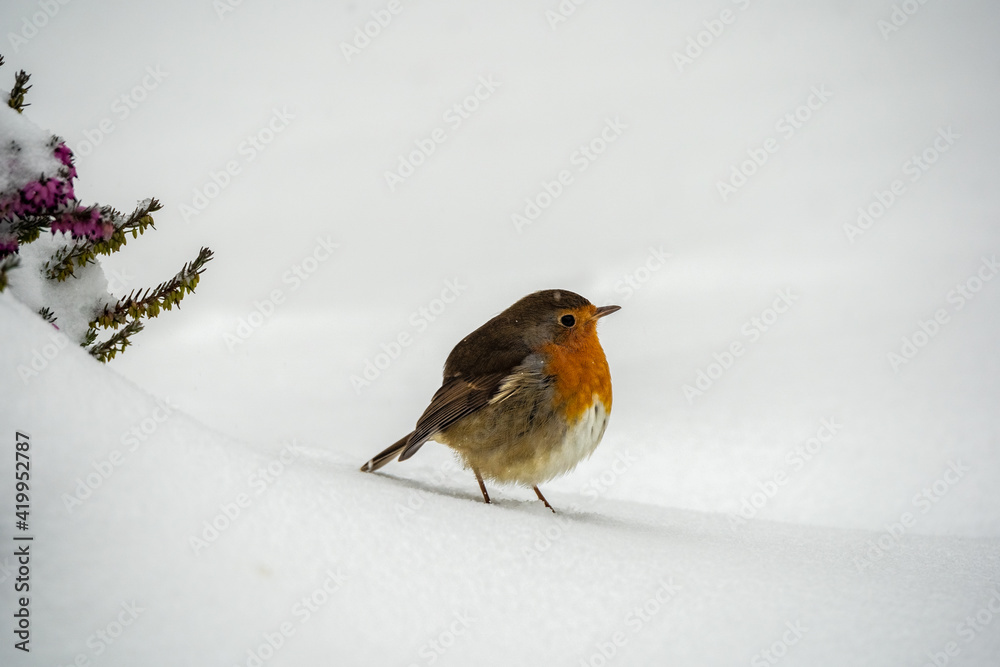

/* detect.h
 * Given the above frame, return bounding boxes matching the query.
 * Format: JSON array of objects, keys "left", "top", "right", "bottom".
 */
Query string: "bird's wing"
[
  {"left": 398, "top": 372, "right": 506, "bottom": 461},
  {"left": 398, "top": 358, "right": 547, "bottom": 461}
]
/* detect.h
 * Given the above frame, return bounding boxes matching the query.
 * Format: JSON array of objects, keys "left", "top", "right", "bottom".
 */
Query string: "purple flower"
[
  {"left": 0, "top": 140, "right": 105, "bottom": 256},
  {"left": 50, "top": 206, "right": 113, "bottom": 241},
  {"left": 53, "top": 142, "right": 78, "bottom": 183},
  {"left": 0, "top": 237, "right": 17, "bottom": 258}
]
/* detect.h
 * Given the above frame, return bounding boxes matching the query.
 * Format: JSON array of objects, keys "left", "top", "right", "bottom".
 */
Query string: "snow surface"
[
  {"left": 2, "top": 294, "right": 999, "bottom": 666},
  {"left": 0, "top": 104, "right": 63, "bottom": 195},
  {"left": 2, "top": 0, "right": 1000, "bottom": 664},
  {"left": 8, "top": 232, "right": 113, "bottom": 345}
]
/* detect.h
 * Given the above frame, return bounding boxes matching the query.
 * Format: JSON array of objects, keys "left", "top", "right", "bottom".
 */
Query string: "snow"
[
  {"left": 2, "top": 293, "right": 999, "bottom": 666},
  {"left": 2, "top": 0, "right": 1000, "bottom": 665},
  {"left": 8, "top": 231, "right": 112, "bottom": 345},
  {"left": 0, "top": 105, "right": 62, "bottom": 195}
]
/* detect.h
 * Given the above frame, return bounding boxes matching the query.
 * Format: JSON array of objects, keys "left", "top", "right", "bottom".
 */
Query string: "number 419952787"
[{"left": 15, "top": 432, "right": 30, "bottom": 531}]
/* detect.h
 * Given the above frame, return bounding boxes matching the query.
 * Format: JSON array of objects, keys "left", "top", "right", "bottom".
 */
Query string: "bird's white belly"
[{"left": 534, "top": 397, "right": 609, "bottom": 484}]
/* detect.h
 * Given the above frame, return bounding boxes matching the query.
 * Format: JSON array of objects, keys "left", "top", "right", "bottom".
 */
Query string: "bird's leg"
[
  {"left": 473, "top": 468, "right": 491, "bottom": 504},
  {"left": 533, "top": 486, "right": 556, "bottom": 513}
]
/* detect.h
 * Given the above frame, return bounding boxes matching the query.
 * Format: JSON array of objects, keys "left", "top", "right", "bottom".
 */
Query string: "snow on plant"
[{"left": 0, "top": 56, "right": 212, "bottom": 361}]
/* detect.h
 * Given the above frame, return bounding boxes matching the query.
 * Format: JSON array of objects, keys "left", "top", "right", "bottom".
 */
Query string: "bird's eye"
[{"left": 559, "top": 314, "right": 576, "bottom": 327}]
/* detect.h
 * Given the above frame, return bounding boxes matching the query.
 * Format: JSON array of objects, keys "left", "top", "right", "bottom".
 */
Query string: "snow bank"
[
  {"left": 7, "top": 232, "right": 112, "bottom": 345},
  {"left": 2, "top": 294, "right": 998, "bottom": 666},
  {"left": 0, "top": 106, "right": 64, "bottom": 195}
]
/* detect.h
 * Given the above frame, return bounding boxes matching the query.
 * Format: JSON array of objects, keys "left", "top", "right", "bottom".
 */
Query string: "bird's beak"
[{"left": 593, "top": 304, "right": 621, "bottom": 319}]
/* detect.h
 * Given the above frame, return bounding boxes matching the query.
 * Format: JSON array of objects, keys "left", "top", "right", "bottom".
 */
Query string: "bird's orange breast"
[{"left": 539, "top": 327, "right": 613, "bottom": 424}]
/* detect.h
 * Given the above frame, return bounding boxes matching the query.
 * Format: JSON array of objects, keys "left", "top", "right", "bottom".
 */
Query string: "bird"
[{"left": 360, "top": 289, "right": 619, "bottom": 511}]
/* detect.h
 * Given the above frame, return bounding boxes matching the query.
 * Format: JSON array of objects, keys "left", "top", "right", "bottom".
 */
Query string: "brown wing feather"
[
  {"left": 398, "top": 372, "right": 507, "bottom": 461},
  {"left": 398, "top": 354, "right": 550, "bottom": 461}
]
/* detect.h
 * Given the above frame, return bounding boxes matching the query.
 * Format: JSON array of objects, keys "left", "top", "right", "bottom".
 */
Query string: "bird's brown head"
[
  {"left": 443, "top": 289, "right": 620, "bottom": 378},
  {"left": 500, "top": 289, "right": 620, "bottom": 352}
]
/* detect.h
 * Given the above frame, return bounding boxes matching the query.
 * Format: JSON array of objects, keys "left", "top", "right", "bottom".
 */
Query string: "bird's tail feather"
[{"left": 360, "top": 432, "right": 414, "bottom": 472}]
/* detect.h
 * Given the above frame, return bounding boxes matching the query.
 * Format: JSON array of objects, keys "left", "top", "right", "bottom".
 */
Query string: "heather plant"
[{"left": 0, "top": 56, "right": 212, "bottom": 361}]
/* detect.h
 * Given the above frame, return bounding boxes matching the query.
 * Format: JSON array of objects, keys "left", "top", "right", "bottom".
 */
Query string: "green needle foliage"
[
  {"left": 92, "top": 247, "right": 213, "bottom": 330},
  {"left": 88, "top": 319, "right": 145, "bottom": 363},
  {"left": 86, "top": 246, "right": 212, "bottom": 361},
  {"left": 1, "top": 60, "right": 214, "bottom": 362},
  {"left": 45, "top": 199, "right": 161, "bottom": 282},
  {"left": 4, "top": 55, "right": 31, "bottom": 114}
]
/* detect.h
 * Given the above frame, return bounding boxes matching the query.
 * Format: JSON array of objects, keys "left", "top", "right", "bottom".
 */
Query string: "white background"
[{"left": 2, "top": 0, "right": 999, "bottom": 665}]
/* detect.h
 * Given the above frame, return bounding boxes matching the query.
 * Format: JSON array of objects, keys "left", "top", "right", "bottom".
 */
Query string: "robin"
[{"left": 360, "top": 289, "right": 619, "bottom": 511}]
